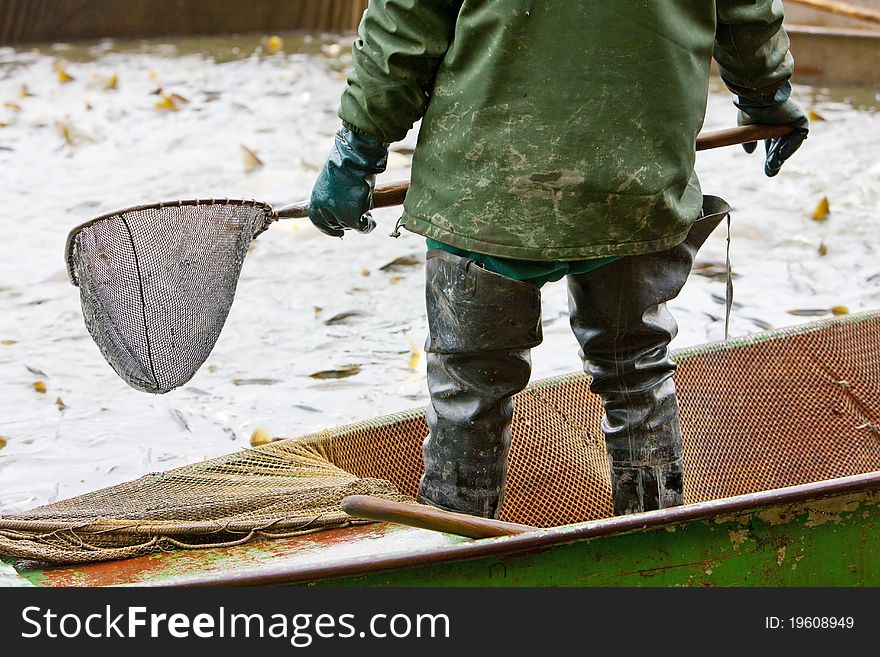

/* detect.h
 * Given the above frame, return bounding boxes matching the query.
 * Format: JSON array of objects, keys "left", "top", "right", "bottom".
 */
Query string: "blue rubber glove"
[
  {"left": 736, "top": 82, "right": 809, "bottom": 177},
  {"left": 309, "top": 127, "right": 389, "bottom": 237}
]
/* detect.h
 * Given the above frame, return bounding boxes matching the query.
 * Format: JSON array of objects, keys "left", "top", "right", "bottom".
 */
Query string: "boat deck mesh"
[{"left": 1, "top": 312, "right": 878, "bottom": 564}]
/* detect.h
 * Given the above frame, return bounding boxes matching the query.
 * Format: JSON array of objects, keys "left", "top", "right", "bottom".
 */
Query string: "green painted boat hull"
[{"left": 6, "top": 472, "right": 879, "bottom": 587}]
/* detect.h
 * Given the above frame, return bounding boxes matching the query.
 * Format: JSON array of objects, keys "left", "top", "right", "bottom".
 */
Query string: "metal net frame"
[
  {"left": 1, "top": 311, "right": 878, "bottom": 564},
  {"left": 65, "top": 200, "right": 277, "bottom": 394}
]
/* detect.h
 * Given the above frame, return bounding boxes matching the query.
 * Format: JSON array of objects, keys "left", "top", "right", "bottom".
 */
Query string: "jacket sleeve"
[
  {"left": 714, "top": 0, "right": 794, "bottom": 102},
  {"left": 338, "top": 0, "right": 462, "bottom": 143}
]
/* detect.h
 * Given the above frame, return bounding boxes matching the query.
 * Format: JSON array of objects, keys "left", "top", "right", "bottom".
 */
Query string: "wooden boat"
[
  {"left": 744, "top": 0, "right": 880, "bottom": 85},
  {"left": 3, "top": 470, "right": 880, "bottom": 587},
  {"left": 2, "top": 0, "right": 878, "bottom": 86},
  {"left": 2, "top": 311, "right": 879, "bottom": 587}
]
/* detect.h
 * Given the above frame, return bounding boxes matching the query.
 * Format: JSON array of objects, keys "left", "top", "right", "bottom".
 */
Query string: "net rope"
[{"left": 2, "top": 311, "right": 878, "bottom": 564}]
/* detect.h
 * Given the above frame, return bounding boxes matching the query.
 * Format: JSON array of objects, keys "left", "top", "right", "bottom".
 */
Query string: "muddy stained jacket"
[{"left": 339, "top": 1, "right": 793, "bottom": 260}]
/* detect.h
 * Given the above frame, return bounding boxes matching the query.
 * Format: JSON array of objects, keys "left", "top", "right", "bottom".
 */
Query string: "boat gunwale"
[
  {"left": 786, "top": 22, "right": 880, "bottom": 37},
  {"left": 155, "top": 469, "right": 880, "bottom": 587}
]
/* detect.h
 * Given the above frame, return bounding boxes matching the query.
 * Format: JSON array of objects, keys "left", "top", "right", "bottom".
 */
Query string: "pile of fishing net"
[{"left": 1, "top": 312, "right": 878, "bottom": 564}]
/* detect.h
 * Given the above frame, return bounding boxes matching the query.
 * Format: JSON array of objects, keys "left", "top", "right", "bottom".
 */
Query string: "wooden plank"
[{"left": 0, "top": 0, "right": 365, "bottom": 46}]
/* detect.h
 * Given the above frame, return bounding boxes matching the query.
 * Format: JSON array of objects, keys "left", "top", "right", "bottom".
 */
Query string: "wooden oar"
[
  {"left": 341, "top": 495, "right": 536, "bottom": 539},
  {"left": 787, "top": 0, "right": 880, "bottom": 25},
  {"left": 278, "top": 124, "right": 794, "bottom": 217}
]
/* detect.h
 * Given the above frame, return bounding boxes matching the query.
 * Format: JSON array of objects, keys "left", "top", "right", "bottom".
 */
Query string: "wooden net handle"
[
  {"left": 278, "top": 124, "right": 795, "bottom": 219},
  {"left": 341, "top": 495, "right": 535, "bottom": 539}
]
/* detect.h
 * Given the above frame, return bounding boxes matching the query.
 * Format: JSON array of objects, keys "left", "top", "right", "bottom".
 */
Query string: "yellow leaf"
[
  {"left": 56, "top": 121, "right": 74, "bottom": 146},
  {"left": 57, "top": 67, "right": 75, "bottom": 84},
  {"left": 818, "top": 242, "right": 828, "bottom": 257},
  {"left": 250, "top": 427, "right": 275, "bottom": 446},
  {"left": 33, "top": 381, "right": 47, "bottom": 394},
  {"left": 407, "top": 338, "right": 422, "bottom": 370},
  {"left": 239, "top": 144, "right": 264, "bottom": 173},
  {"left": 265, "top": 35, "right": 284, "bottom": 54},
  {"left": 0, "top": 436, "right": 6, "bottom": 450},
  {"left": 361, "top": 268, "right": 371, "bottom": 277},
  {"left": 4, "top": 101, "right": 22, "bottom": 112},
  {"left": 812, "top": 197, "right": 830, "bottom": 222},
  {"left": 19, "top": 84, "right": 33, "bottom": 97},
  {"left": 105, "top": 74, "right": 118, "bottom": 90},
  {"left": 55, "top": 396, "right": 66, "bottom": 411},
  {"left": 148, "top": 69, "right": 159, "bottom": 80},
  {"left": 808, "top": 110, "right": 825, "bottom": 122},
  {"left": 154, "top": 93, "right": 179, "bottom": 111},
  {"left": 832, "top": 306, "right": 849, "bottom": 316},
  {"left": 1, "top": 339, "right": 16, "bottom": 345},
  {"left": 310, "top": 365, "right": 361, "bottom": 380}
]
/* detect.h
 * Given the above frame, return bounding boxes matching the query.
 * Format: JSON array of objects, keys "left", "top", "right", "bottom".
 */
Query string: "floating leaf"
[
  {"left": 33, "top": 381, "right": 47, "bottom": 394},
  {"left": 380, "top": 255, "right": 421, "bottom": 271},
  {"left": 389, "top": 275, "right": 405, "bottom": 283},
  {"left": 310, "top": 365, "right": 361, "bottom": 380},
  {"left": 154, "top": 93, "right": 180, "bottom": 111},
  {"left": 170, "top": 92, "right": 190, "bottom": 105},
  {"left": 407, "top": 338, "right": 422, "bottom": 370},
  {"left": 832, "top": 306, "right": 849, "bottom": 316},
  {"left": 1, "top": 339, "right": 16, "bottom": 345},
  {"left": 55, "top": 396, "right": 66, "bottom": 411},
  {"left": 264, "top": 35, "right": 284, "bottom": 54},
  {"left": 692, "top": 262, "right": 736, "bottom": 282},
  {"left": 250, "top": 427, "right": 275, "bottom": 446},
  {"left": 812, "top": 197, "right": 830, "bottom": 222},
  {"left": 27, "top": 365, "right": 48, "bottom": 377},
  {"left": 239, "top": 144, "right": 264, "bottom": 173},
  {"left": 313, "top": 306, "right": 323, "bottom": 315},
  {"left": 787, "top": 309, "right": 831, "bottom": 317},
  {"left": 325, "top": 311, "right": 364, "bottom": 326},
  {"left": 19, "top": 84, "right": 33, "bottom": 98},
  {"left": 105, "top": 74, "right": 118, "bottom": 90},
  {"left": 747, "top": 317, "right": 774, "bottom": 331},
  {"left": 818, "top": 242, "right": 828, "bottom": 257},
  {"left": 233, "top": 378, "right": 281, "bottom": 386},
  {"left": 148, "top": 69, "right": 159, "bottom": 80},
  {"left": 4, "top": 101, "right": 22, "bottom": 112},
  {"left": 808, "top": 110, "right": 825, "bottom": 122},
  {"left": 0, "top": 436, "right": 6, "bottom": 450},
  {"left": 361, "top": 268, "right": 371, "bottom": 277},
  {"left": 56, "top": 121, "right": 74, "bottom": 146},
  {"left": 57, "top": 67, "right": 75, "bottom": 84},
  {"left": 169, "top": 409, "right": 191, "bottom": 432},
  {"left": 84, "top": 101, "right": 93, "bottom": 111}
]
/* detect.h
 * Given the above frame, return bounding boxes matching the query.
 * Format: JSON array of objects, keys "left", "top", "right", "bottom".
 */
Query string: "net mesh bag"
[
  {"left": 1, "top": 312, "right": 878, "bottom": 564},
  {"left": 65, "top": 201, "right": 276, "bottom": 394}
]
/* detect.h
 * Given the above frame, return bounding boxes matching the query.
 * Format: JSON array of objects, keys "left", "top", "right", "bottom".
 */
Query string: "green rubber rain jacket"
[{"left": 340, "top": 1, "right": 793, "bottom": 260}]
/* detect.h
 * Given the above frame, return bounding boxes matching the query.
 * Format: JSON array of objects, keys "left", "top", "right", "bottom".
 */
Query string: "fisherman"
[{"left": 308, "top": 1, "right": 808, "bottom": 518}]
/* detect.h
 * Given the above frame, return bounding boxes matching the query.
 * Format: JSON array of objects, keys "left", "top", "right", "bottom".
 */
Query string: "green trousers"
[{"left": 426, "top": 239, "right": 618, "bottom": 288}]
